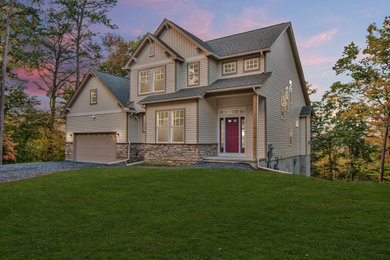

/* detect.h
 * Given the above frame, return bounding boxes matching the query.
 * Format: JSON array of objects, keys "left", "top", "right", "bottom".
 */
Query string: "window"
[
  {"left": 289, "top": 80, "right": 293, "bottom": 104},
  {"left": 285, "top": 86, "right": 289, "bottom": 112},
  {"left": 289, "top": 128, "right": 293, "bottom": 145},
  {"left": 90, "top": 89, "right": 97, "bottom": 105},
  {"left": 188, "top": 63, "right": 199, "bottom": 86},
  {"left": 138, "top": 67, "right": 165, "bottom": 94},
  {"left": 244, "top": 58, "right": 259, "bottom": 71},
  {"left": 142, "top": 114, "right": 146, "bottom": 133},
  {"left": 240, "top": 117, "right": 245, "bottom": 153},
  {"left": 223, "top": 61, "right": 237, "bottom": 75},
  {"left": 156, "top": 110, "right": 185, "bottom": 143},
  {"left": 281, "top": 92, "right": 286, "bottom": 119}
]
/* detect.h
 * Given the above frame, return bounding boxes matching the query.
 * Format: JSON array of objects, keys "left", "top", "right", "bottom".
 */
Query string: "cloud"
[
  {"left": 303, "top": 57, "right": 336, "bottom": 65},
  {"left": 302, "top": 28, "right": 338, "bottom": 48}
]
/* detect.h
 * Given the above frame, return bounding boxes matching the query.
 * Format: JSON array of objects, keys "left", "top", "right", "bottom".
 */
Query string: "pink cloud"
[
  {"left": 303, "top": 57, "right": 336, "bottom": 65},
  {"left": 302, "top": 28, "right": 338, "bottom": 48},
  {"left": 14, "top": 68, "right": 46, "bottom": 96}
]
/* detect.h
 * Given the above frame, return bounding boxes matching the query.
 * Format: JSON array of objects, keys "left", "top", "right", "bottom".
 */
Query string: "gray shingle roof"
[
  {"left": 205, "top": 23, "right": 290, "bottom": 57},
  {"left": 300, "top": 106, "right": 313, "bottom": 115},
  {"left": 140, "top": 72, "right": 271, "bottom": 104},
  {"left": 93, "top": 70, "right": 130, "bottom": 106}
]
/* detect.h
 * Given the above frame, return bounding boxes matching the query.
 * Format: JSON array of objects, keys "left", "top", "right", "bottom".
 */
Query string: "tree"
[
  {"left": 0, "top": 0, "right": 41, "bottom": 164},
  {"left": 34, "top": 8, "right": 74, "bottom": 128},
  {"left": 99, "top": 33, "right": 143, "bottom": 76},
  {"left": 333, "top": 17, "right": 390, "bottom": 182},
  {"left": 52, "top": 0, "right": 118, "bottom": 89}
]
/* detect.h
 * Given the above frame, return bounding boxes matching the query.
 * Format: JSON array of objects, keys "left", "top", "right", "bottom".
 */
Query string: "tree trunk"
[
  {"left": 0, "top": 0, "right": 14, "bottom": 165},
  {"left": 75, "top": 1, "right": 86, "bottom": 89},
  {"left": 379, "top": 126, "right": 388, "bottom": 183}
]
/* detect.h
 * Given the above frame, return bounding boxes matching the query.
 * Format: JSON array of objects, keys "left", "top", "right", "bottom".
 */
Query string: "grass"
[{"left": 1, "top": 168, "right": 389, "bottom": 259}]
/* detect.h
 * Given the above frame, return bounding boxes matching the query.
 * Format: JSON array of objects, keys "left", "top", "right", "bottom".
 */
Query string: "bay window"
[
  {"left": 139, "top": 66, "right": 165, "bottom": 94},
  {"left": 156, "top": 110, "right": 185, "bottom": 143}
]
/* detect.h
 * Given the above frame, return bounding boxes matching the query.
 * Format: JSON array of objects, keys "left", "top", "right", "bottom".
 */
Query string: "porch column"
[{"left": 253, "top": 94, "right": 257, "bottom": 160}]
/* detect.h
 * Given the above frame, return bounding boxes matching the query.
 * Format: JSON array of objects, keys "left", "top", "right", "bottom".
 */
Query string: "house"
[{"left": 62, "top": 19, "right": 312, "bottom": 175}]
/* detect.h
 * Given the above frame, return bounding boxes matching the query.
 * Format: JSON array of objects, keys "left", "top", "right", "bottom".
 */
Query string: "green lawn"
[{"left": 1, "top": 168, "right": 389, "bottom": 259}]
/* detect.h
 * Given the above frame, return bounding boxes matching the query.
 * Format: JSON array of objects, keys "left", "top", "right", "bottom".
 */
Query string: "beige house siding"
[
  {"left": 208, "top": 58, "right": 218, "bottom": 84},
  {"left": 176, "top": 56, "right": 208, "bottom": 90},
  {"left": 257, "top": 31, "right": 307, "bottom": 159},
  {"left": 66, "top": 112, "right": 127, "bottom": 143},
  {"left": 70, "top": 76, "right": 120, "bottom": 114},
  {"left": 128, "top": 116, "right": 145, "bottom": 143},
  {"left": 215, "top": 55, "right": 265, "bottom": 79},
  {"left": 198, "top": 98, "right": 218, "bottom": 143},
  {"left": 129, "top": 60, "right": 176, "bottom": 111},
  {"left": 258, "top": 97, "right": 266, "bottom": 158},
  {"left": 159, "top": 27, "right": 200, "bottom": 58},
  {"left": 216, "top": 94, "right": 254, "bottom": 158},
  {"left": 145, "top": 100, "right": 197, "bottom": 144}
]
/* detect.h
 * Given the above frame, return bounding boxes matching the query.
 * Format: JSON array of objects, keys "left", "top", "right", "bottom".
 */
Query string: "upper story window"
[
  {"left": 188, "top": 62, "right": 199, "bottom": 86},
  {"left": 222, "top": 61, "right": 237, "bottom": 75},
  {"left": 138, "top": 66, "right": 165, "bottom": 95},
  {"left": 244, "top": 57, "right": 259, "bottom": 72},
  {"left": 90, "top": 89, "right": 97, "bottom": 105},
  {"left": 289, "top": 80, "right": 293, "bottom": 104}
]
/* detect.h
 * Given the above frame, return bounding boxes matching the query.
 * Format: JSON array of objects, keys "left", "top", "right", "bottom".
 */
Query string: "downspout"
[{"left": 108, "top": 113, "right": 131, "bottom": 165}]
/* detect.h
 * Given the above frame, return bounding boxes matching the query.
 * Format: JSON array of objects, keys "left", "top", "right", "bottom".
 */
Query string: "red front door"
[{"left": 225, "top": 117, "right": 239, "bottom": 153}]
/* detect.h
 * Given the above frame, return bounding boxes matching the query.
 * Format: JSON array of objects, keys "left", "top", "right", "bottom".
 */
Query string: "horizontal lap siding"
[
  {"left": 198, "top": 98, "right": 217, "bottom": 143},
  {"left": 71, "top": 76, "right": 119, "bottom": 113},
  {"left": 217, "top": 95, "right": 253, "bottom": 158},
  {"left": 128, "top": 117, "right": 145, "bottom": 143},
  {"left": 66, "top": 112, "right": 127, "bottom": 143},
  {"left": 146, "top": 100, "right": 197, "bottom": 144},
  {"left": 257, "top": 31, "right": 307, "bottom": 159}
]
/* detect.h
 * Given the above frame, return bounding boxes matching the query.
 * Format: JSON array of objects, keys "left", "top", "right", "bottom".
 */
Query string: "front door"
[{"left": 225, "top": 117, "right": 239, "bottom": 153}]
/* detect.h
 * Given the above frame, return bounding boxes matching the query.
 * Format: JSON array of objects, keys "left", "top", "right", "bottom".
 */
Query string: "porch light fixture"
[{"left": 116, "top": 132, "right": 120, "bottom": 137}]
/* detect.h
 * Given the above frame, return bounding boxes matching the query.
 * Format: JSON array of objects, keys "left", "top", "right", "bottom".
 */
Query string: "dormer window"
[
  {"left": 188, "top": 62, "right": 199, "bottom": 86},
  {"left": 90, "top": 89, "right": 97, "bottom": 105},
  {"left": 223, "top": 61, "right": 237, "bottom": 75},
  {"left": 138, "top": 66, "right": 165, "bottom": 95},
  {"left": 244, "top": 57, "right": 259, "bottom": 72}
]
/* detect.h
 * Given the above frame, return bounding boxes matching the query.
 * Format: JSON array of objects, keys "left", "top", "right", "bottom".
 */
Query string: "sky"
[{"left": 18, "top": 0, "right": 390, "bottom": 108}]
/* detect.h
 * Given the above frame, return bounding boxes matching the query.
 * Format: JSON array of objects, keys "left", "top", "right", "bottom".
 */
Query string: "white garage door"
[{"left": 74, "top": 133, "right": 116, "bottom": 163}]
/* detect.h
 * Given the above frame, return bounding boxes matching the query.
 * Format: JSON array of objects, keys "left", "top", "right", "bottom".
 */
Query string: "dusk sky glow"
[{"left": 19, "top": 0, "right": 390, "bottom": 108}]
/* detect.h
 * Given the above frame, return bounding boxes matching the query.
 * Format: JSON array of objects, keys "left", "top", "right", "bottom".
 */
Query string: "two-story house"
[{"left": 62, "top": 19, "right": 311, "bottom": 175}]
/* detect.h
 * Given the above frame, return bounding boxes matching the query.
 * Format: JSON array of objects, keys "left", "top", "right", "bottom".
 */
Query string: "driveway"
[{"left": 0, "top": 161, "right": 115, "bottom": 182}]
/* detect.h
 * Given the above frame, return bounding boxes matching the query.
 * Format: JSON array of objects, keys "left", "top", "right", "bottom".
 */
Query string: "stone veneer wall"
[
  {"left": 143, "top": 144, "right": 218, "bottom": 166},
  {"left": 65, "top": 142, "right": 73, "bottom": 160},
  {"left": 116, "top": 143, "right": 129, "bottom": 161},
  {"left": 130, "top": 143, "right": 145, "bottom": 162}
]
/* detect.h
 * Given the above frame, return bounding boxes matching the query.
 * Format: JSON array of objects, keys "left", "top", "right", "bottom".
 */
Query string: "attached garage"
[{"left": 74, "top": 133, "right": 117, "bottom": 163}]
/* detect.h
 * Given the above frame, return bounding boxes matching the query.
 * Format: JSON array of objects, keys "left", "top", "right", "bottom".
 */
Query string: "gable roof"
[
  {"left": 61, "top": 70, "right": 129, "bottom": 116},
  {"left": 139, "top": 72, "right": 272, "bottom": 104},
  {"left": 205, "top": 23, "right": 290, "bottom": 57},
  {"left": 92, "top": 70, "right": 130, "bottom": 106},
  {"left": 124, "top": 32, "right": 184, "bottom": 69}
]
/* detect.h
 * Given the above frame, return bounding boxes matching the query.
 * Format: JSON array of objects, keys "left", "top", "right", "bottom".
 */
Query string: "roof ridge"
[
  {"left": 94, "top": 69, "right": 129, "bottom": 79},
  {"left": 205, "top": 22, "right": 290, "bottom": 43}
]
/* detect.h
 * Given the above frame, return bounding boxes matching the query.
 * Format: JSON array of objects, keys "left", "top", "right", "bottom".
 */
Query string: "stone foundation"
[
  {"left": 143, "top": 143, "right": 218, "bottom": 166},
  {"left": 65, "top": 142, "right": 73, "bottom": 160},
  {"left": 130, "top": 143, "right": 145, "bottom": 162},
  {"left": 116, "top": 143, "right": 129, "bottom": 161}
]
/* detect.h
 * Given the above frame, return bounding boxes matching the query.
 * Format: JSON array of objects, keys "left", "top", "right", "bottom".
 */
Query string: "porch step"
[{"left": 202, "top": 156, "right": 256, "bottom": 164}]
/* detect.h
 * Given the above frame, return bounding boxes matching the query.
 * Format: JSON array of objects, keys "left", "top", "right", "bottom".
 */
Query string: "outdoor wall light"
[{"left": 116, "top": 133, "right": 120, "bottom": 137}]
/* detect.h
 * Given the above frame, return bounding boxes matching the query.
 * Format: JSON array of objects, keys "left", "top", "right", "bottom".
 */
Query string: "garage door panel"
[{"left": 75, "top": 134, "right": 116, "bottom": 163}]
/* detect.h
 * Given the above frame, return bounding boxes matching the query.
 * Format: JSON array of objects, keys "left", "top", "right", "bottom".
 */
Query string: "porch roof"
[{"left": 139, "top": 72, "right": 271, "bottom": 104}]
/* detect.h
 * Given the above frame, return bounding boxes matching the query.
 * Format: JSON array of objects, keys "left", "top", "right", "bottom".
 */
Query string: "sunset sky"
[{"left": 20, "top": 0, "right": 390, "bottom": 108}]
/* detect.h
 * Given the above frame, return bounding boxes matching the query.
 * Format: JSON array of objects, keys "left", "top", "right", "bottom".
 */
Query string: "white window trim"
[
  {"left": 187, "top": 62, "right": 200, "bottom": 86},
  {"left": 156, "top": 110, "right": 185, "bottom": 144},
  {"left": 90, "top": 89, "right": 97, "bottom": 105},
  {"left": 138, "top": 66, "right": 165, "bottom": 95}
]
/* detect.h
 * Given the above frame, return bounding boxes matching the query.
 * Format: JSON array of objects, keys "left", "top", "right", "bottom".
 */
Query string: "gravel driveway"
[{"left": 0, "top": 161, "right": 115, "bottom": 182}]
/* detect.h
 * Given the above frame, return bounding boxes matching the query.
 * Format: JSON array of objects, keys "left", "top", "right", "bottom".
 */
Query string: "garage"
[{"left": 74, "top": 133, "right": 117, "bottom": 163}]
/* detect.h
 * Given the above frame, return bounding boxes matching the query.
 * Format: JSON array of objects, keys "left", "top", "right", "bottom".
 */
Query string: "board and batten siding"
[
  {"left": 159, "top": 27, "right": 200, "bottom": 59},
  {"left": 215, "top": 55, "right": 265, "bottom": 80},
  {"left": 66, "top": 112, "right": 127, "bottom": 143},
  {"left": 198, "top": 98, "right": 217, "bottom": 143},
  {"left": 257, "top": 30, "right": 308, "bottom": 159},
  {"left": 145, "top": 100, "right": 198, "bottom": 144},
  {"left": 216, "top": 94, "right": 254, "bottom": 158},
  {"left": 70, "top": 76, "right": 120, "bottom": 114}
]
